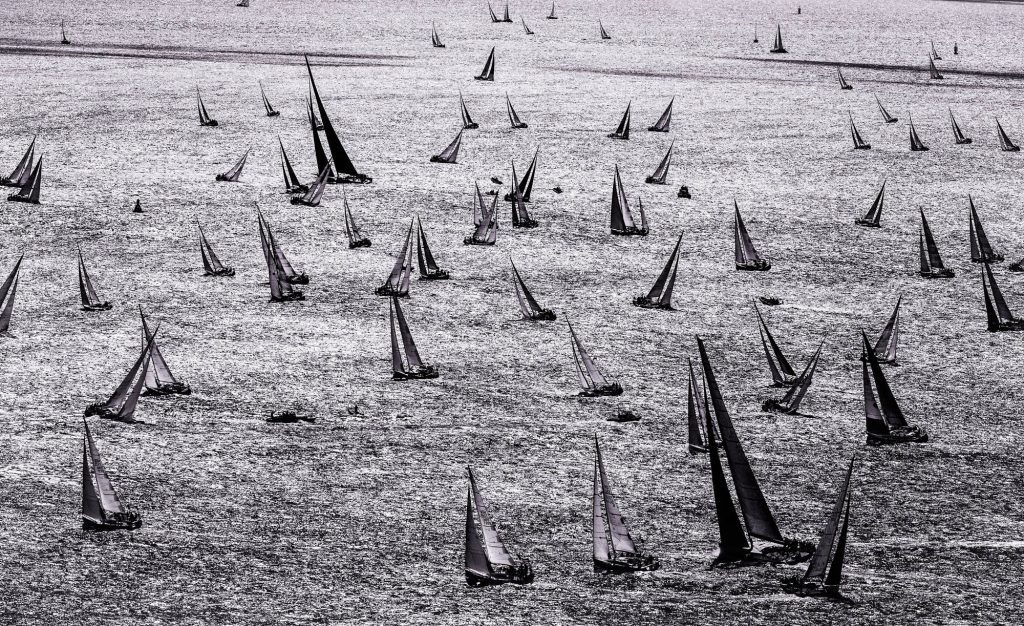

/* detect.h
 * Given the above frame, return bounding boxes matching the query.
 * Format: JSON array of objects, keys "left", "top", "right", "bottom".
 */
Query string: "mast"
[
  {"left": 873, "top": 296, "right": 901, "bottom": 362},
  {"left": 686, "top": 359, "right": 707, "bottom": 452}
]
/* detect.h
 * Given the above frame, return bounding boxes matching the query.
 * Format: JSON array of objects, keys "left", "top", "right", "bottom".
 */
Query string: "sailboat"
[
  {"left": 237, "top": 0, "right": 249, "bottom": 7},
  {"left": 78, "top": 250, "right": 112, "bottom": 311},
  {"left": 754, "top": 303, "right": 799, "bottom": 387},
  {"left": 908, "top": 114, "right": 929, "bottom": 152},
  {"left": 875, "top": 95, "right": 897, "bottom": 123},
  {"left": 258, "top": 211, "right": 305, "bottom": 302},
  {"left": 475, "top": 47, "right": 496, "bottom": 81},
  {"left": 849, "top": 112, "right": 871, "bottom": 150},
  {"left": 343, "top": 189, "right": 371, "bottom": 248},
  {"left": 307, "top": 94, "right": 323, "bottom": 131},
  {"left": 140, "top": 308, "right": 191, "bottom": 396},
  {"left": 645, "top": 141, "right": 673, "bottom": 184},
  {"left": 697, "top": 336, "right": 812, "bottom": 563},
  {"left": 919, "top": 210, "right": 953, "bottom": 278},
  {"left": 375, "top": 221, "right": 414, "bottom": 297},
  {"left": 464, "top": 468, "right": 534, "bottom": 586},
  {"left": 609, "top": 165, "right": 646, "bottom": 236},
  {"left": 763, "top": 342, "right": 823, "bottom": 414},
  {"left": 982, "top": 263, "right": 1024, "bottom": 331},
  {"left": 0, "top": 256, "right": 23, "bottom": 335},
  {"left": 928, "top": 56, "right": 943, "bottom": 79},
  {"left": 593, "top": 438, "right": 660, "bottom": 573},
  {"left": 415, "top": 217, "right": 449, "bottom": 280},
  {"left": 633, "top": 233, "right": 681, "bottom": 309},
  {"left": 305, "top": 56, "right": 372, "bottom": 183},
  {"left": 837, "top": 68, "right": 852, "bottom": 90},
  {"left": 608, "top": 102, "right": 631, "bottom": 139},
  {"left": 510, "top": 258, "right": 555, "bottom": 320},
  {"left": 995, "top": 118, "right": 1020, "bottom": 152},
  {"left": 215, "top": 148, "right": 250, "bottom": 182},
  {"left": 488, "top": 3, "right": 501, "bottom": 22},
  {"left": 465, "top": 192, "right": 499, "bottom": 245},
  {"left": 61, "top": 20, "right": 71, "bottom": 45},
  {"left": 431, "top": 22, "right": 445, "bottom": 48},
  {"left": 1, "top": 135, "right": 36, "bottom": 187},
  {"left": 648, "top": 98, "right": 672, "bottom": 132},
  {"left": 84, "top": 334, "right": 156, "bottom": 423},
  {"left": 459, "top": 92, "right": 479, "bottom": 129},
  {"left": 510, "top": 161, "right": 538, "bottom": 228},
  {"left": 865, "top": 297, "right": 901, "bottom": 364},
  {"left": 506, "top": 95, "right": 528, "bottom": 129},
  {"left": 770, "top": 24, "right": 787, "bottom": 53},
  {"left": 568, "top": 321, "right": 623, "bottom": 397},
  {"left": 854, "top": 180, "right": 885, "bottom": 228},
  {"left": 389, "top": 297, "right": 439, "bottom": 379},
  {"left": 861, "top": 332, "right": 928, "bottom": 444},
  {"left": 430, "top": 130, "right": 462, "bottom": 164},
  {"left": 197, "top": 88, "right": 218, "bottom": 127},
  {"left": 521, "top": 16, "right": 534, "bottom": 35},
  {"left": 291, "top": 164, "right": 330, "bottom": 206},
  {"left": 734, "top": 202, "right": 771, "bottom": 271},
  {"left": 501, "top": 3, "right": 512, "bottom": 22},
  {"left": 259, "top": 82, "right": 280, "bottom": 117},
  {"left": 133, "top": 199, "right": 143, "bottom": 213},
  {"left": 930, "top": 40, "right": 942, "bottom": 60},
  {"left": 279, "top": 137, "right": 308, "bottom": 194},
  {"left": 968, "top": 196, "right": 1004, "bottom": 263},
  {"left": 599, "top": 21, "right": 611, "bottom": 39},
  {"left": 504, "top": 149, "right": 538, "bottom": 202},
  {"left": 949, "top": 109, "right": 972, "bottom": 144},
  {"left": 547, "top": 2, "right": 557, "bottom": 19},
  {"left": 686, "top": 359, "right": 708, "bottom": 454},
  {"left": 6, "top": 157, "right": 42, "bottom": 204},
  {"left": 789, "top": 459, "right": 854, "bottom": 598},
  {"left": 81, "top": 420, "right": 142, "bottom": 531},
  {"left": 198, "top": 223, "right": 235, "bottom": 276},
  {"left": 753, "top": 24, "right": 758, "bottom": 43}
]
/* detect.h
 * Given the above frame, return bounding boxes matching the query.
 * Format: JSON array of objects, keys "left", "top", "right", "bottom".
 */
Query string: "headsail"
[
  {"left": 704, "top": 387, "right": 752, "bottom": 560},
  {"left": 431, "top": 22, "right": 445, "bottom": 48},
  {"left": 802, "top": 458, "right": 855, "bottom": 589},
  {"left": 642, "top": 233, "right": 682, "bottom": 308},
  {"left": 969, "top": 196, "right": 1002, "bottom": 263},
  {"left": 431, "top": 130, "right": 463, "bottom": 164},
  {"left": 7, "top": 157, "right": 42, "bottom": 203},
  {"left": 872, "top": 296, "right": 901, "bottom": 363},
  {"left": 920, "top": 210, "right": 947, "bottom": 272},
  {"left": 216, "top": 148, "right": 250, "bottom": 182},
  {"left": 856, "top": 180, "right": 885, "bottom": 227},
  {"left": 609, "top": 165, "right": 636, "bottom": 233},
  {"left": 754, "top": 302, "right": 797, "bottom": 382},
  {"left": 0, "top": 256, "right": 23, "bottom": 333},
  {"left": 259, "top": 81, "right": 279, "bottom": 117},
  {"left": 467, "top": 468, "right": 515, "bottom": 566}
]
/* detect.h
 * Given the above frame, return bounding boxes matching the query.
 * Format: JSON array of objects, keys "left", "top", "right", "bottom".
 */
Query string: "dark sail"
[
  {"left": 599, "top": 20, "right": 611, "bottom": 39},
  {"left": 390, "top": 296, "right": 438, "bottom": 379},
  {"left": 216, "top": 148, "right": 250, "bottom": 182},
  {"left": 875, "top": 95, "right": 897, "bottom": 123},
  {"left": 754, "top": 303, "right": 797, "bottom": 384},
  {"left": 77, "top": 249, "right": 110, "bottom": 310},
  {"left": 919, "top": 210, "right": 951, "bottom": 276},
  {"left": 697, "top": 336, "right": 785, "bottom": 544},
  {"left": 908, "top": 115, "right": 929, "bottom": 151},
  {"left": 734, "top": 202, "right": 769, "bottom": 270},
  {"left": 521, "top": 16, "right": 533, "bottom": 35},
  {"left": 2, "top": 135, "right": 35, "bottom": 186},
  {"left": 257, "top": 210, "right": 303, "bottom": 302},
  {"left": 306, "top": 56, "right": 370, "bottom": 182},
  {"left": 278, "top": 137, "right": 306, "bottom": 194},
  {"left": 377, "top": 221, "right": 414, "bottom": 296},
  {"left": 983, "top": 262, "right": 1020, "bottom": 331},
  {"left": 430, "top": 130, "right": 463, "bottom": 164},
  {"left": 510, "top": 258, "right": 552, "bottom": 320},
  {"left": 459, "top": 92, "right": 478, "bottom": 129},
  {"left": 507, "top": 94, "right": 528, "bottom": 129},
  {"left": 645, "top": 141, "right": 673, "bottom": 185},
  {"left": 509, "top": 161, "right": 537, "bottom": 228},
  {"left": 519, "top": 149, "right": 538, "bottom": 202},
  {"left": 686, "top": 359, "right": 707, "bottom": 454},
  {"left": 488, "top": 2, "right": 500, "bottom": 22},
  {"left": 930, "top": 40, "right": 941, "bottom": 61},
  {"left": 996, "top": 118, "right": 1020, "bottom": 152},
  {"left": 475, "top": 47, "right": 495, "bottom": 81},
  {"left": 928, "top": 56, "right": 943, "bottom": 79},
  {"left": 501, "top": 3, "right": 511, "bottom": 22},
  {"left": 949, "top": 109, "right": 971, "bottom": 144},
  {"left": 635, "top": 233, "right": 681, "bottom": 309},
  {"left": 291, "top": 164, "right": 331, "bottom": 206},
  {"left": 342, "top": 188, "right": 371, "bottom": 248},
  {"left": 7, "top": 157, "right": 42, "bottom": 204},
  {"left": 61, "top": 20, "right": 70, "bottom": 45},
  {"left": 568, "top": 320, "right": 620, "bottom": 396},
  {"left": 431, "top": 22, "right": 445, "bottom": 48},
  {"left": 704, "top": 391, "right": 752, "bottom": 560},
  {"left": 802, "top": 458, "right": 854, "bottom": 590},
  {"left": 770, "top": 24, "right": 786, "bottom": 53},
  {"left": 855, "top": 180, "right": 885, "bottom": 227},
  {"left": 415, "top": 217, "right": 448, "bottom": 279},
  {"left": 307, "top": 93, "right": 323, "bottom": 131},
  {"left": 969, "top": 196, "right": 1003, "bottom": 263},
  {"left": 849, "top": 112, "right": 871, "bottom": 150},
  {"left": 648, "top": 98, "right": 672, "bottom": 132},
  {"left": 548, "top": 2, "right": 557, "bottom": 18},
  {"left": 311, "top": 121, "right": 336, "bottom": 181},
  {"left": 0, "top": 256, "right": 23, "bottom": 334},
  {"left": 609, "top": 165, "right": 644, "bottom": 236},
  {"left": 82, "top": 419, "right": 141, "bottom": 529},
  {"left": 772, "top": 341, "right": 823, "bottom": 414},
  {"left": 198, "top": 223, "right": 232, "bottom": 276},
  {"left": 872, "top": 296, "right": 901, "bottom": 363},
  {"left": 197, "top": 88, "right": 217, "bottom": 126},
  {"left": 861, "top": 332, "right": 908, "bottom": 429},
  {"left": 608, "top": 102, "right": 631, "bottom": 139},
  {"left": 837, "top": 67, "right": 852, "bottom": 90},
  {"left": 260, "top": 82, "right": 279, "bottom": 117}
]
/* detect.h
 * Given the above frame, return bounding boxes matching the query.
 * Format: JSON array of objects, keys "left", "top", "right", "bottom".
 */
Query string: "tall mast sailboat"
[
  {"left": 734, "top": 202, "right": 771, "bottom": 271},
  {"left": 995, "top": 118, "right": 1020, "bottom": 152},
  {"left": 763, "top": 342, "right": 824, "bottom": 414},
  {"left": 459, "top": 92, "right": 479, "bottom": 129},
  {"left": 215, "top": 147, "right": 250, "bottom": 182},
  {"left": 789, "top": 459, "right": 855, "bottom": 598},
  {"left": 198, "top": 222, "right": 235, "bottom": 276},
  {"left": 431, "top": 22, "right": 445, "bottom": 48},
  {"left": 593, "top": 438, "right": 660, "bottom": 573},
  {"left": 928, "top": 56, "right": 943, "bottom": 80},
  {"left": 837, "top": 68, "right": 852, "bottom": 90},
  {"left": 754, "top": 303, "right": 799, "bottom": 386},
  {"left": 609, "top": 165, "right": 646, "bottom": 236},
  {"left": 140, "top": 307, "right": 192, "bottom": 396},
  {"left": 875, "top": 95, "right": 898, "bottom": 123},
  {"left": 389, "top": 297, "right": 439, "bottom": 379},
  {"left": 343, "top": 189, "right": 372, "bottom": 249},
  {"left": 982, "top": 263, "right": 1024, "bottom": 331},
  {"left": 77, "top": 249, "right": 112, "bottom": 311},
  {"left": 608, "top": 102, "right": 631, "bottom": 139},
  {"left": 919, "top": 210, "right": 953, "bottom": 278},
  {"left": 258, "top": 210, "right": 305, "bottom": 302},
  {"left": 686, "top": 359, "right": 708, "bottom": 454},
  {"left": 197, "top": 88, "right": 218, "bottom": 127},
  {"left": 279, "top": 137, "right": 308, "bottom": 194},
  {"left": 506, "top": 94, "right": 528, "bottom": 129},
  {"left": 81, "top": 420, "right": 142, "bottom": 531},
  {"left": 866, "top": 296, "right": 901, "bottom": 365},
  {"left": 908, "top": 114, "right": 929, "bottom": 152},
  {"left": 854, "top": 180, "right": 885, "bottom": 228},
  {"left": 84, "top": 334, "right": 157, "bottom": 423},
  {"left": 568, "top": 321, "right": 623, "bottom": 396},
  {"left": 415, "top": 216, "right": 450, "bottom": 280},
  {"left": 0, "top": 256, "right": 23, "bottom": 335},
  {"left": 849, "top": 112, "right": 871, "bottom": 150},
  {"left": 770, "top": 24, "right": 787, "bottom": 53},
  {"left": 6, "top": 157, "right": 42, "bottom": 204},
  {"left": 1, "top": 135, "right": 36, "bottom": 187},
  {"left": 968, "top": 196, "right": 1004, "bottom": 263},
  {"left": 648, "top": 98, "right": 673, "bottom": 132},
  {"left": 475, "top": 47, "right": 496, "bottom": 81},
  {"left": 306, "top": 56, "right": 372, "bottom": 183},
  {"left": 464, "top": 468, "right": 534, "bottom": 586},
  {"left": 259, "top": 82, "right": 280, "bottom": 117},
  {"left": 548, "top": 2, "right": 557, "bottom": 18},
  {"left": 375, "top": 221, "right": 415, "bottom": 297},
  {"left": 633, "top": 233, "right": 681, "bottom": 310},
  {"left": 504, "top": 149, "right": 538, "bottom": 202},
  {"left": 949, "top": 109, "right": 972, "bottom": 144},
  {"left": 862, "top": 333, "right": 928, "bottom": 444},
  {"left": 510, "top": 258, "right": 555, "bottom": 320},
  {"left": 509, "top": 161, "right": 538, "bottom": 228},
  {"left": 599, "top": 21, "right": 611, "bottom": 39},
  {"left": 61, "top": 20, "right": 71, "bottom": 45},
  {"left": 429, "top": 130, "right": 463, "bottom": 164},
  {"left": 645, "top": 141, "right": 673, "bottom": 184},
  {"left": 464, "top": 192, "right": 498, "bottom": 246}
]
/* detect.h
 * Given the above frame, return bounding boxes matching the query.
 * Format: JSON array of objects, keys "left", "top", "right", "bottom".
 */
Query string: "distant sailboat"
[
  {"left": 197, "top": 88, "right": 218, "bottom": 127},
  {"left": 389, "top": 297, "right": 439, "bottom": 379},
  {"left": 968, "top": 196, "right": 1004, "bottom": 263},
  {"left": 763, "top": 342, "right": 823, "bottom": 414},
  {"left": 648, "top": 98, "right": 672, "bottom": 132},
  {"left": 592, "top": 438, "right": 660, "bottom": 573},
  {"left": 854, "top": 180, "right": 885, "bottom": 228},
  {"left": 995, "top": 118, "right": 1020, "bottom": 152},
  {"left": 770, "top": 24, "right": 787, "bottom": 53},
  {"left": 686, "top": 359, "right": 708, "bottom": 454},
  {"left": 754, "top": 303, "right": 799, "bottom": 387},
  {"left": 753, "top": 24, "right": 758, "bottom": 43},
  {"left": 81, "top": 420, "right": 142, "bottom": 531},
  {"left": 61, "top": 20, "right": 71, "bottom": 45},
  {"left": 861, "top": 332, "right": 928, "bottom": 444},
  {"left": 415, "top": 217, "right": 449, "bottom": 280},
  {"left": 949, "top": 109, "right": 972, "bottom": 144},
  {"left": 1, "top": 135, "right": 35, "bottom": 187},
  {"left": 510, "top": 160, "right": 538, "bottom": 228},
  {"left": 837, "top": 68, "right": 852, "bottom": 90},
  {"left": 501, "top": 3, "right": 512, "bottom": 22},
  {"left": 132, "top": 199, "right": 143, "bottom": 213},
  {"left": 279, "top": 137, "right": 308, "bottom": 194},
  {"left": 343, "top": 189, "right": 371, "bottom": 248},
  {"left": 140, "top": 307, "right": 191, "bottom": 396},
  {"left": 790, "top": 459, "right": 854, "bottom": 598},
  {"left": 568, "top": 320, "right": 623, "bottom": 396},
  {"left": 375, "top": 221, "right": 415, "bottom": 297},
  {"left": 6, "top": 157, "right": 41, "bottom": 204},
  {"left": 78, "top": 249, "right": 112, "bottom": 311},
  {"left": 465, "top": 192, "right": 499, "bottom": 245},
  {"left": 849, "top": 112, "right": 871, "bottom": 150},
  {"left": 198, "top": 222, "right": 235, "bottom": 276},
  {"left": 928, "top": 56, "right": 943, "bottom": 79},
  {"left": 982, "top": 262, "right": 1024, "bottom": 331},
  {"left": 431, "top": 22, "right": 446, "bottom": 48},
  {"left": 0, "top": 256, "right": 23, "bottom": 335},
  {"left": 510, "top": 258, "right": 555, "bottom": 320},
  {"left": 258, "top": 210, "right": 305, "bottom": 302},
  {"left": 633, "top": 233, "right": 681, "bottom": 310},
  {"left": 84, "top": 334, "right": 156, "bottom": 423},
  {"left": 475, "top": 47, "right": 496, "bottom": 81},
  {"left": 608, "top": 102, "right": 631, "bottom": 139},
  {"left": 215, "top": 147, "right": 250, "bottom": 182},
  {"left": 506, "top": 94, "right": 528, "bottom": 129},
  {"left": 645, "top": 141, "right": 673, "bottom": 184},
  {"left": 867, "top": 297, "right": 901, "bottom": 364},
  {"left": 236, "top": 0, "right": 249, "bottom": 7},
  {"left": 259, "top": 82, "right": 280, "bottom": 117},
  {"left": 306, "top": 56, "right": 372, "bottom": 183},
  {"left": 609, "top": 165, "right": 647, "bottom": 236},
  {"left": 459, "top": 92, "right": 479, "bottom": 129},
  {"left": 908, "top": 115, "right": 929, "bottom": 152},
  {"left": 875, "top": 95, "right": 897, "bottom": 123},
  {"left": 547, "top": 2, "right": 557, "bottom": 19},
  {"left": 930, "top": 40, "right": 942, "bottom": 61},
  {"left": 521, "top": 16, "right": 533, "bottom": 35},
  {"left": 430, "top": 130, "right": 463, "bottom": 164},
  {"left": 291, "top": 164, "right": 330, "bottom": 206},
  {"left": 734, "top": 202, "right": 770, "bottom": 271},
  {"left": 464, "top": 468, "right": 534, "bottom": 586},
  {"left": 488, "top": 3, "right": 501, "bottom": 23},
  {"left": 599, "top": 21, "right": 611, "bottom": 39},
  {"left": 919, "top": 210, "right": 953, "bottom": 278},
  {"left": 504, "top": 148, "right": 538, "bottom": 202}
]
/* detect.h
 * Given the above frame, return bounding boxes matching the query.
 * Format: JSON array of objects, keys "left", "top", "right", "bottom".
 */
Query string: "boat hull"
[
  {"left": 867, "top": 425, "right": 928, "bottom": 445},
  {"left": 989, "top": 320, "right": 1024, "bottom": 332},
  {"left": 594, "top": 555, "right": 660, "bottom": 573},
  {"left": 463, "top": 123, "right": 479, "bottom": 129},
  {"left": 348, "top": 239, "right": 372, "bottom": 249},
  {"left": 143, "top": 382, "right": 192, "bottom": 397},
  {"left": 512, "top": 219, "right": 539, "bottom": 229},
  {"left": 736, "top": 261, "right": 772, "bottom": 271},
  {"left": 429, "top": 156, "right": 457, "bottom": 164},
  {"left": 81, "top": 302, "right": 113, "bottom": 312},
  {"left": 200, "top": 120, "right": 219, "bottom": 127},
  {"left": 610, "top": 227, "right": 649, "bottom": 237},
  {"left": 956, "top": 138, "right": 973, "bottom": 145},
  {"left": 463, "top": 237, "right": 495, "bottom": 246},
  {"left": 374, "top": 285, "right": 409, "bottom": 297},
  {"left": 83, "top": 513, "right": 142, "bottom": 532},
  {"left": 6, "top": 194, "right": 39, "bottom": 204},
  {"left": 758, "top": 297, "right": 782, "bottom": 306},
  {"left": 528, "top": 309, "right": 556, "bottom": 321},
  {"left": 205, "top": 268, "right": 236, "bottom": 277},
  {"left": 418, "top": 270, "right": 450, "bottom": 281},
  {"left": 579, "top": 383, "right": 623, "bottom": 397},
  {"left": 465, "top": 566, "right": 534, "bottom": 587},
  {"left": 971, "top": 255, "right": 1004, "bottom": 263},
  {"left": 632, "top": 297, "right": 671, "bottom": 310},
  {"left": 921, "top": 269, "right": 954, "bottom": 279},
  {"left": 393, "top": 366, "right": 439, "bottom": 380},
  {"left": 854, "top": 219, "right": 880, "bottom": 228},
  {"left": 644, "top": 176, "right": 667, "bottom": 185},
  {"left": 270, "top": 292, "right": 305, "bottom": 303},
  {"left": 286, "top": 274, "right": 309, "bottom": 285}
]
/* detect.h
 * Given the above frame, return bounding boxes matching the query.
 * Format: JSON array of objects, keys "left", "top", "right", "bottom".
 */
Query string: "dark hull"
[
  {"left": 528, "top": 309, "right": 557, "bottom": 321},
  {"left": 770, "top": 47, "right": 787, "bottom": 53},
  {"left": 267, "top": 412, "right": 315, "bottom": 423},
  {"left": 579, "top": 383, "right": 623, "bottom": 397},
  {"left": 503, "top": 192, "right": 530, "bottom": 202},
  {"left": 474, "top": 76, "right": 494, "bottom": 82},
  {"left": 200, "top": 120, "right": 219, "bottom": 127},
  {"left": 644, "top": 176, "right": 667, "bottom": 185},
  {"left": 971, "top": 255, "right": 1004, "bottom": 263},
  {"left": 511, "top": 123, "right": 528, "bottom": 129},
  {"left": 761, "top": 399, "right": 795, "bottom": 414},
  {"left": 867, "top": 426, "right": 928, "bottom": 445},
  {"left": 83, "top": 514, "right": 142, "bottom": 532},
  {"left": 286, "top": 274, "right": 309, "bottom": 285},
  {"left": 270, "top": 292, "right": 305, "bottom": 302},
  {"left": 647, "top": 126, "right": 669, "bottom": 132},
  {"left": 677, "top": 186, "right": 691, "bottom": 198},
  {"left": 290, "top": 197, "right": 320, "bottom": 206},
  {"left": 349, "top": 239, "right": 372, "bottom": 249},
  {"left": 374, "top": 285, "right": 409, "bottom": 297},
  {"left": 143, "top": 382, "right": 192, "bottom": 397},
  {"left": 465, "top": 568, "right": 533, "bottom": 587},
  {"left": 81, "top": 302, "right": 113, "bottom": 311},
  {"left": 205, "top": 268, "right": 236, "bottom": 277},
  {"left": 512, "top": 220, "right": 539, "bottom": 229},
  {"left": 594, "top": 555, "right": 660, "bottom": 573},
  {"left": 419, "top": 270, "right": 450, "bottom": 280},
  {"left": 335, "top": 173, "right": 373, "bottom": 184},
  {"left": 266, "top": 111, "right": 280, "bottom": 117},
  {"left": 956, "top": 138, "right": 973, "bottom": 145},
  {"left": 215, "top": 175, "right": 240, "bottom": 182},
  {"left": 841, "top": 85, "right": 852, "bottom": 90},
  {"left": 758, "top": 297, "right": 782, "bottom": 306},
  {"left": 737, "top": 261, "right": 772, "bottom": 271},
  {"left": 607, "top": 133, "right": 629, "bottom": 140},
  {"left": 393, "top": 366, "right": 440, "bottom": 380},
  {"left": 853, "top": 144, "right": 871, "bottom": 150},
  {"left": 632, "top": 297, "right": 671, "bottom": 310},
  {"left": 463, "top": 123, "right": 479, "bottom": 129},
  {"left": 854, "top": 219, "right": 880, "bottom": 228},
  {"left": 921, "top": 269, "right": 954, "bottom": 279},
  {"left": 1009, "top": 260, "right": 1024, "bottom": 272},
  {"left": 6, "top": 194, "right": 38, "bottom": 204},
  {"left": 463, "top": 237, "right": 495, "bottom": 246},
  {"left": 286, "top": 184, "right": 310, "bottom": 194},
  {"left": 429, "top": 156, "right": 457, "bottom": 164},
  {"left": 611, "top": 227, "right": 648, "bottom": 237},
  {"left": 911, "top": 146, "right": 930, "bottom": 152},
  {"left": 989, "top": 320, "right": 1024, "bottom": 332}
]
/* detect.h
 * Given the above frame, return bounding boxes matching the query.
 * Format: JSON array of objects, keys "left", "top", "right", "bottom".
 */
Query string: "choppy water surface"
[{"left": 1, "top": 0, "right": 1023, "bottom": 623}]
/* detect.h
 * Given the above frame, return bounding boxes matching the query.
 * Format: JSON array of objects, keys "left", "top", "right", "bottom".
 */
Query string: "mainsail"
[
  {"left": 770, "top": 24, "right": 786, "bottom": 53},
  {"left": 609, "top": 165, "right": 639, "bottom": 235},
  {"left": 753, "top": 303, "right": 798, "bottom": 387},
  {"left": 521, "top": 16, "right": 533, "bottom": 35},
  {"left": 415, "top": 217, "right": 446, "bottom": 278},
  {"left": 855, "top": 180, "right": 885, "bottom": 227},
  {"left": 599, "top": 21, "right": 611, "bottom": 39},
  {"left": 908, "top": 115, "right": 929, "bottom": 152},
  {"left": 77, "top": 250, "right": 107, "bottom": 309},
  {"left": 773, "top": 342, "right": 823, "bottom": 414},
  {"left": 510, "top": 161, "right": 536, "bottom": 228},
  {"left": 802, "top": 458, "right": 854, "bottom": 592},
  {"left": 258, "top": 210, "right": 302, "bottom": 301},
  {"left": 875, "top": 95, "right": 897, "bottom": 123},
  {"left": 568, "top": 321, "right": 616, "bottom": 393},
  {"left": 467, "top": 468, "right": 516, "bottom": 568},
  {"left": 969, "top": 196, "right": 1003, "bottom": 263},
  {"left": 82, "top": 420, "right": 130, "bottom": 525},
  {"left": 548, "top": 2, "right": 557, "bottom": 19},
  {"left": 734, "top": 202, "right": 768, "bottom": 270},
  {"left": 198, "top": 223, "right": 230, "bottom": 275},
  {"left": 608, "top": 102, "right": 631, "bottom": 139},
  {"left": 342, "top": 188, "right": 370, "bottom": 248},
  {"left": 94, "top": 334, "right": 156, "bottom": 423},
  {"left": 431, "top": 130, "right": 463, "bottom": 163},
  {"left": 704, "top": 387, "right": 752, "bottom": 560},
  {"left": 919, "top": 210, "right": 950, "bottom": 276},
  {"left": 378, "top": 221, "right": 415, "bottom": 296},
  {"left": 996, "top": 118, "right": 1020, "bottom": 152},
  {"left": 507, "top": 95, "right": 528, "bottom": 129},
  {"left": 928, "top": 56, "right": 943, "bottom": 79},
  {"left": 279, "top": 137, "right": 306, "bottom": 194},
  {"left": 649, "top": 98, "right": 672, "bottom": 132},
  {"left": 593, "top": 439, "right": 639, "bottom": 563},
  {"left": 861, "top": 333, "right": 909, "bottom": 433},
  {"left": 306, "top": 56, "right": 370, "bottom": 183},
  {"left": 7, "top": 157, "right": 42, "bottom": 204},
  {"left": 307, "top": 94, "right": 323, "bottom": 130},
  {"left": 0, "top": 256, "right": 23, "bottom": 334},
  {"left": 639, "top": 233, "right": 682, "bottom": 309},
  {"left": 983, "top": 262, "right": 1020, "bottom": 331},
  {"left": 949, "top": 109, "right": 971, "bottom": 144},
  {"left": 501, "top": 3, "right": 512, "bottom": 22},
  {"left": 646, "top": 141, "right": 673, "bottom": 184},
  {"left": 140, "top": 307, "right": 183, "bottom": 393},
  {"left": 61, "top": 20, "right": 70, "bottom": 45},
  {"left": 197, "top": 88, "right": 217, "bottom": 126},
  {"left": 510, "top": 258, "right": 548, "bottom": 319},
  {"left": 476, "top": 47, "right": 495, "bottom": 81},
  {"left": 311, "top": 119, "right": 336, "bottom": 181},
  {"left": 488, "top": 3, "right": 500, "bottom": 22},
  {"left": 292, "top": 164, "right": 330, "bottom": 206},
  {"left": 850, "top": 112, "right": 871, "bottom": 150}
]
